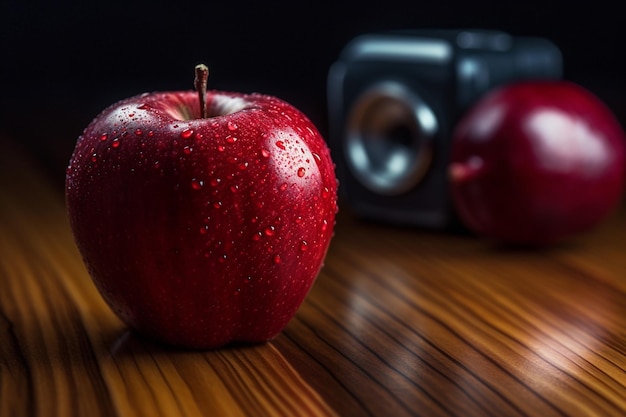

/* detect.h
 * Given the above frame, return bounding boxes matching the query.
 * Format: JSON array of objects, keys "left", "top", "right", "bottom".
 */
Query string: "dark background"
[{"left": 1, "top": 0, "right": 624, "bottom": 189}]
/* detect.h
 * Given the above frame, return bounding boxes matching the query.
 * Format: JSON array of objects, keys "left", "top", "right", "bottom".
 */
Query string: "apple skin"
[
  {"left": 65, "top": 90, "right": 338, "bottom": 349},
  {"left": 449, "top": 81, "right": 626, "bottom": 245}
]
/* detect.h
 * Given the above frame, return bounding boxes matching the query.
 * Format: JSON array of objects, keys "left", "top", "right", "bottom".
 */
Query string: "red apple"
[
  {"left": 65, "top": 65, "right": 338, "bottom": 348},
  {"left": 449, "top": 80, "right": 626, "bottom": 245}
]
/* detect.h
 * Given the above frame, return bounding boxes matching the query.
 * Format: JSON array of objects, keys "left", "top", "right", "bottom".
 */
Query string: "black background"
[{"left": 2, "top": 0, "right": 624, "bottom": 187}]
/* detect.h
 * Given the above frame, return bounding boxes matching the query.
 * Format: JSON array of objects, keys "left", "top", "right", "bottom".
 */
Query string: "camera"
[{"left": 327, "top": 29, "right": 562, "bottom": 229}]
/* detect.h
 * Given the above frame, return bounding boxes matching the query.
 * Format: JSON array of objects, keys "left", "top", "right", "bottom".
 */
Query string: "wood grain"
[
  {"left": 1, "top": 136, "right": 626, "bottom": 416},
  {"left": 276, "top": 214, "right": 626, "bottom": 417}
]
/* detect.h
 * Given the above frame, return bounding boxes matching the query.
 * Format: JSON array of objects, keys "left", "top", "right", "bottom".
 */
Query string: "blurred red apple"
[
  {"left": 65, "top": 66, "right": 338, "bottom": 348},
  {"left": 449, "top": 80, "right": 626, "bottom": 245}
]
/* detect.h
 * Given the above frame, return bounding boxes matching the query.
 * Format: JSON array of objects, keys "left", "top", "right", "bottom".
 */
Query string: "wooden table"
[{"left": 2, "top": 137, "right": 626, "bottom": 417}]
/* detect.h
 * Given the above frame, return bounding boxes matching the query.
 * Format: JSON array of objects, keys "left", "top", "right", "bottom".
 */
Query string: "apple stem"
[
  {"left": 449, "top": 156, "right": 486, "bottom": 184},
  {"left": 194, "top": 64, "right": 209, "bottom": 118}
]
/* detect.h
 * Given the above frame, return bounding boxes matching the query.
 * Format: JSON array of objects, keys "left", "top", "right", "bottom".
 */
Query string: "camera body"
[{"left": 327, "top": 29, "right": 562, "bottom": 229}]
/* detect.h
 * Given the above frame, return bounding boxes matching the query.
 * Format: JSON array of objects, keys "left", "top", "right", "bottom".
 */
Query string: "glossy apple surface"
[
  {"left": 66, "top": 90, "right": 338, "bottom": 348},
  {"left": 449, "top": 81, "right": 626, "bottom": 245}
]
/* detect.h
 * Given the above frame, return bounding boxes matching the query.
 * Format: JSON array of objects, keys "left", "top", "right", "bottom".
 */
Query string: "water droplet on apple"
[
  {"left": 273, "top": 254, "right": 282, "bottom": 264},
  {"left": 219, "top": 254, "right": 227, "bottom": 263},
  {"left": 99, "top": 133, "right": 108, "bottom": 141},
  {"left": 252, "top": 231, "right": 262, "bottom": 241},
  {"left": 230, "top": 185, "right": 239, "bottom": 193},
  {"left": 264, "top": 226, "right": 275, "bottom": 237},
  {"left": 279, "top": 183, "right": 288, "bottom": 192},
  {"left": 275, "top": 141, "right": 286, "bottom": 150},
  {"left": 135, "top": 128, "right": 143, "bottom": 136},
  {"left": 128, "top": 112, "right": 135, "bottom": 118},
  {"left": 181, "top": 128, "right": 194, "bottom": 139},
  {"left": 137, "top": 103, "right": 150, "bottom": 110},
  {"left": 111, "top": 138, "right": 120, "bottom": 148},
  {"left": 226, "top": 136, "right": 237, "bottom": 144},
  {"left": 191, "top": 178, "right": 204, "bottom": 190},
  {"left": 148, "top": 131, "right": 154, "bottom": 137},
  {"left": 194, "top": 132, "right": 203, "bottom": 140},
  {"left": 261, "top": 148, "right": 270, "bottom": 158},
  {"left": 217, "top": 145, "right": 226, "bottom": 152},
  {"left": 183, "top": 146, "right": 192, "bottom": 155},
  {"left": 300, "top": 241, "right": 308, "bottom": 251},
  {"left": 312, "top": 152, "right": 321, "bottom": 162},
  {"left": 91, "top": 154, "right": 98, "bottom": 163},
  {"left": 213, "top": 201, "right": 222, "bottom": 209},
  {"left": 321, "top": 219, "right": 328, "bottom": 232},
  {"left": 210, "top": 178, "right": 221, "bottom": 187},
  {"left": 297, "top": 167, "right": 306, "bottom": 177},
  {"left": 238, "top": 162, "right": 248, "bottom": 170},
  {"left": 199, "top": 225, "right": 208, "bottom": 235},
  {"left": 227, "top": 121, "right": 238, "bottom": 131}
]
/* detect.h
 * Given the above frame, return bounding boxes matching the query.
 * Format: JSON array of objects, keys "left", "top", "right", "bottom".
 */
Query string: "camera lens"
[{"left": 345, "top": 81, "right": 438, "bottom": 195}]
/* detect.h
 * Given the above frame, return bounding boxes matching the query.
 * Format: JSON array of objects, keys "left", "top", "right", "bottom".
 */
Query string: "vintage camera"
[{"left": 327, "top": 29, "right": 562, "bottom": 229}]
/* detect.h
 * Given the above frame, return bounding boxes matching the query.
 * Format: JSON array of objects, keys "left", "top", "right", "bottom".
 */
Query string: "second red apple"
[{"left": 449, "top": 80, "right": 626, "bottom": 245}]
